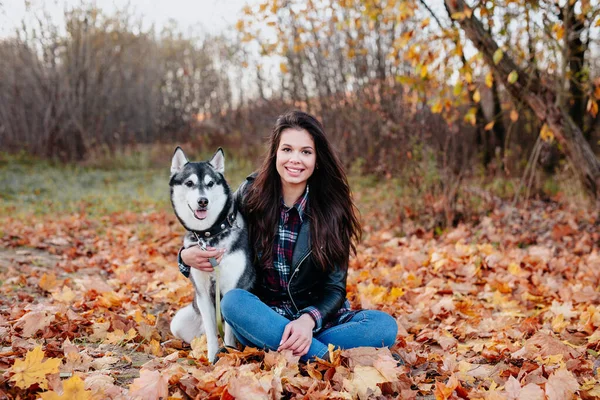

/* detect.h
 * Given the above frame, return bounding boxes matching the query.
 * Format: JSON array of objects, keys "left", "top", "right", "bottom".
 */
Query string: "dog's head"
[{"left": 169, "top": 147, "right": 231, "bottom": 232}]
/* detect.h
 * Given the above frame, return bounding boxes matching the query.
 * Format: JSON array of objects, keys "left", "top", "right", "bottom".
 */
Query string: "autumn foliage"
[{"left": 0, "top": 194, "right": 598, "bottom": 399}]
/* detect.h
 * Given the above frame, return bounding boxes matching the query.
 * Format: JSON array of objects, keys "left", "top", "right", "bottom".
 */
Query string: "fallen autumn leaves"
[{"left": 0, "top": 201, "right": 599, "bottom": 399}]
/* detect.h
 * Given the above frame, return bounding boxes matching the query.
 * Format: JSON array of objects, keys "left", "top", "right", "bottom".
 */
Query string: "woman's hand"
[
  {"left": 181, "top": 246, "right": 225, "bottom": 272},
  {"left": 278, "top": 314, "right": 315, "bottom": 356}
]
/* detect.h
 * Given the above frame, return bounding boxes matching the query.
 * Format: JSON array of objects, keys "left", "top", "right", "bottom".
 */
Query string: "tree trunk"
[
  {"left": 445, "top": 0, "right": 600, "bottom": 203},
  {"left": 563, "top": 2, "right": 587, "bottom": 137}
]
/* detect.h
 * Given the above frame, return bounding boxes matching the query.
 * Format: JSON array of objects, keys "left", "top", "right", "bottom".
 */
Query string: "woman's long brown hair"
[{"left": 245, "top": 110, "right": 361, "bottom": 271}]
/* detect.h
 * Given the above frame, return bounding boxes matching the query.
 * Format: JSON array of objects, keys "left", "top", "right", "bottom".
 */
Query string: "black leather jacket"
[{"left": 236, "top": 174, "right": 348, "bottom": 327}]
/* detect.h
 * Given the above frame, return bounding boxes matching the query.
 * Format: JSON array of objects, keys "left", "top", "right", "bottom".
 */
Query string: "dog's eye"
[
  {"left": 185, "top": 181, "right": 194, "bottom": 187},
  {"left": 207, "top": 181, "right": 214, "bottom": 188}
]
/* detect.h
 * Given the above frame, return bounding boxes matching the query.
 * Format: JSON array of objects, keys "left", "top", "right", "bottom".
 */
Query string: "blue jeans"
[{"left": 221, "top": 288, "right": 398, "bottom": 361}]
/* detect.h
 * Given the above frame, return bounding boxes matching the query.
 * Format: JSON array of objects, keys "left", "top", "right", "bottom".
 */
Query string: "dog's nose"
[{"left": 198, "top": 197, "right": 209, "bottom": 207}]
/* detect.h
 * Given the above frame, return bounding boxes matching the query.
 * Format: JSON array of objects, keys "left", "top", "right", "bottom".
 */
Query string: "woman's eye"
[
  {"left": 207, "top": 181, "right": 214, "bottom": 187},
  {"left": 303, "top": 150, "right": 312, "bottom": 155},
  {"left": 282, "top": 148, "right": 291, "bottom": 152},
  {"left": 185, "top": 181, "right": 193, "bottom": 187}
]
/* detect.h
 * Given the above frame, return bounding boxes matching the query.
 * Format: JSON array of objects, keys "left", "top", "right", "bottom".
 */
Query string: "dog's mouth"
[{"left": 188, "top": 205, "right": 208, "bottom": 220}]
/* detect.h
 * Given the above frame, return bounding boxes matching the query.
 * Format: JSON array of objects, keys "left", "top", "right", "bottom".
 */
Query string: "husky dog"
[{"left": 169, "top": 147, "right": 255, "bottom": 362}]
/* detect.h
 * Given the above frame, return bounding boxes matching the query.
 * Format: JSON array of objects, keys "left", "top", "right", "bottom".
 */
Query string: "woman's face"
[{"left": 275, "top": 128, "right": 316, "bottom": 189}]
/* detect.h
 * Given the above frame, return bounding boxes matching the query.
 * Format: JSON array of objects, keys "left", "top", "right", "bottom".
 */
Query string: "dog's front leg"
[
  {"left": 197, "top": 293, "right": 219, "bottom": 362},
  {"left": 195, "top": 292, "right": 219, "bottom": 362},
  {"left": 224, "top": 322, "right": 236, "bottom": 348}
]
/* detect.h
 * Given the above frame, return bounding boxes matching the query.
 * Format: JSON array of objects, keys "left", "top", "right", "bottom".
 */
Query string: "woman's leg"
[
  {"left": 315, "top": 310, "right": 397, "bottom": 349},
  {"left": 220, "top": 288, "right": 329, "bottom": 361}
]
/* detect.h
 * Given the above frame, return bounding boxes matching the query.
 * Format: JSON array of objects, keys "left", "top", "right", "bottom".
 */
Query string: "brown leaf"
[{"left": 129, "top": 369, "right": 169, "bottom": 400}]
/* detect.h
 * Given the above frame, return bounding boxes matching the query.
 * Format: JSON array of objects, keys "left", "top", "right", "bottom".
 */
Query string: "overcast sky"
[{"left": 0, "top": 0, "right": 256, "bottom": 38}]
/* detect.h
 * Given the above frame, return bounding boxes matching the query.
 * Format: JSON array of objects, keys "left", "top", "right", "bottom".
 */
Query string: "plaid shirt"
[{"left": 261, "top": 186, "right": 354, "bottom": 332}]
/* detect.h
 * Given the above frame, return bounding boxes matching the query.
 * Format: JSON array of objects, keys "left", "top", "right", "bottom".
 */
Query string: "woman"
[{"left": 179, "top": 110, "right": 397, "bottom": 361}]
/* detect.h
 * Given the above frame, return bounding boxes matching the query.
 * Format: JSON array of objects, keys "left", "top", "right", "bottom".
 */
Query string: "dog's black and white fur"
[{"left": 169, "top": 147, "right": 255, "bottom": 361}]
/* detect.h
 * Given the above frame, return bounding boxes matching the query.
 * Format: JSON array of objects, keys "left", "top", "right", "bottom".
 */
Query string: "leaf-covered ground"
[{"left": 1, "top": 161, "right": 599, "bottom": 399}]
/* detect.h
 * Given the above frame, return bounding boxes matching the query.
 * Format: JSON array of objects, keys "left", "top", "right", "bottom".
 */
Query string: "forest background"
[{"left": 1, "top": 0, "right": 600, "bottom": 399}]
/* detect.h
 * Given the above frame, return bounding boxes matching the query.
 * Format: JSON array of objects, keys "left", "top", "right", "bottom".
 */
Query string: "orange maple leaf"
[
  {"left": 9, "top": 345, "right": 62, "bottom": 389},
  {"left": 39, "top": 375, "right": 92, "bottom": 400},
  {"left": 39, "top": 272, "right": 59, "bottom": 291}
]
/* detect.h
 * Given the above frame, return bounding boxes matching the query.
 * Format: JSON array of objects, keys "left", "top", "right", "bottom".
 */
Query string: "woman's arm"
[
  {"left": 178, "top": 246, "right": 225, "bottom": 276},
  {"left": 299, "top": 262, "right": 347, "bottom": 332}
]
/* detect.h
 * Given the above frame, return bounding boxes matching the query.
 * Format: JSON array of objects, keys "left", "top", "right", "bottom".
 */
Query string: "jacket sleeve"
[
  {"left": 299, "top": 262, "right": 348, "bottom": 332},
  {"left": 177, "top": 246, "right": 191, "bottom": 278}
]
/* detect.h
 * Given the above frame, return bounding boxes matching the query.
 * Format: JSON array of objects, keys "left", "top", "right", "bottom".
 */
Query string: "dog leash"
[{"left": 192, "top": 233, "right": 225, "bottom": 340}]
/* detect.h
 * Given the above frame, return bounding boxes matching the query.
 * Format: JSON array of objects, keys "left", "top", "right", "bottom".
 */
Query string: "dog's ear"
[
  {"left": 171, "top": 147, "right": 188, "bottom": 176},
  {"left": 209, "top": 148, "right": 225, "bottom": 174}
]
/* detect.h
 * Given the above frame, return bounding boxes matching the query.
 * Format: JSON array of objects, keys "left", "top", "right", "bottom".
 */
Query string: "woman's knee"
[
  {"left": 365, "top": 310, "right": 397, "bottom": 347},
  {"left": 380, "top": 313, "right": 398, "bottom": 347},
  {"left": 221, "top": 288, "right": 252, "bottom": 321}
]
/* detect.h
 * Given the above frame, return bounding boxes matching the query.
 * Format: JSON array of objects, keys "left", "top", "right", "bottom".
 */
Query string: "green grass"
[
  {"left": 0, "top": 152, "right": 255, "bottom": 218},
  {"left": 0, "top": 150, "right": 589, "bottom": 230}
]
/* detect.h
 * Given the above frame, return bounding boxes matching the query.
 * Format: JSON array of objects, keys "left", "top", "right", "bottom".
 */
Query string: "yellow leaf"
[
  {"left": 587, "top": 98, "right": 598, "bottom": 118},
  {"left": 464, "top": 108, "right": 477, "bottom": 126},
  {"left": 420, "top": 18, "right": 430, "bottom": 29},
  {"left": 149, "top": 339, "right": 163, "bottom": 357},
  {"left": 594, "top": 85, "right": 600, "bottom": 100},
  {"left": 508, "top": 262, "right": 525, "bottom": 276},
  {"left": 134, "top": 310, "right": 145, "bottom": 324},
  {"left": 104, "top": 328, "right": 136, "bottom": 345},
  {"left": 279, "top": 62, "right": 288, "bottom": 74},
  {"left": 387, "top": 287, "right": 405, "bottom": 302},
  {"left": 485, "top": 72, "right": 493, "bottom": 88},
  {"left": 552, "top": 23, "right": 565, "bottom": 40},
  {"left": 473, "top": 89, "right": 481, "bottom": 103},
  {"left": 454, "top": 42, "right": 463, "bottom": 56},
  {"left": 596, "top": 18, "right": 600, "bottom": 27},
  {"left": 97, "top": 291, "right": 123, "bottom": 308},
  {"left": 235, "top": 20, "right": 244, "bottom": 32},
  {"left": 510, "top": 109, "right": 519, "bottom": 122},
  {"left": 484, "top": 121, "right": 495, "bottom": 131},
  {"left": 465, "top": 71, "right": 473, "bottom": 84},
  {"left": 398, "top": 31, "right": 414, "bottom": 48},
  {"left": 420, "top": 64, "right": 428, "bottom": 78},
  {"left": 540, "top": 123, "right": 555, "bottom": 142},
  {"left": 508, "top": 70, "right": 519, "bottom": 84},
  {"left": 431, "top": 99, "right": 443, "bottom": 114},
  {"left": 464, "top": 7, "right": 473, "bottom": 18},
  {"left": 493, "top": 48, "right": 503, "bottom": 65},
  {"left": 451, "top": 12, "right": 465, "bottom": 20},
  {"left": 9, "top": 346, "right": 61, "bottom": 390},
  {"left": 551, "top": 314, "right": 568, "bottom": 333},
  {"left": 453, "top": 82, "right": 463, "bottom": 96},
  {"left": 39, "top": 375, "right": 92, "bottom": 400},
  {"left": 52, "top": 286, "right": 76, "bottom": 303},
  {"left": 39, "top": 273, "right": 58, "bottom": 291},
  {"left": 190, "top": 335, "right": 207, "bottom": 359}
]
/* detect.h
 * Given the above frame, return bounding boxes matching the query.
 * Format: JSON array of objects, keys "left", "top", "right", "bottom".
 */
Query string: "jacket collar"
[{"left": 291, "top": 218, "right": 311, "bottom": 268}]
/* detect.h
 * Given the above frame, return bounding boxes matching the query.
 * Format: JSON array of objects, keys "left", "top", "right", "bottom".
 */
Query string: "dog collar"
[{"left": 191, "top": 204, "right": 237, "bottom": 239}]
